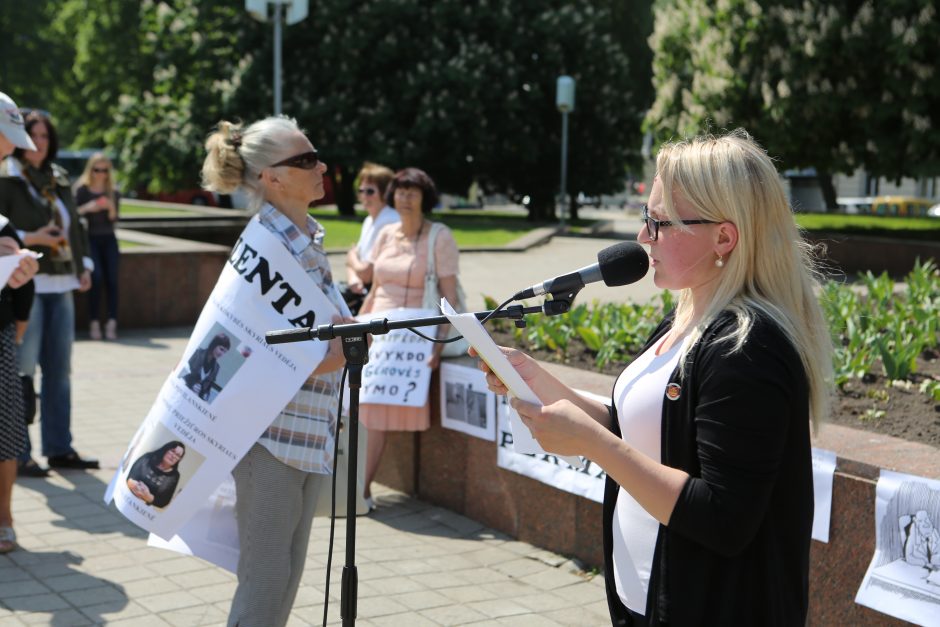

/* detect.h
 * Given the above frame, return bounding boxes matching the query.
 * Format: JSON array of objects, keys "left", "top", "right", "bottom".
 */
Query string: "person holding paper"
[
  {"left": 0, "top": 91, "right": 39, "bottom": 554},
  {"left": 202, "top": 115, "right": 352, "bottom": 627},
  {"left": 0, "top": 110, "right": 97, "bottom": 476},
  {"left": 357, "top": 167, "right": 460, "bottom": 510},
  {"left": 477, "top": 130, "right": 832, "bottom": 626}
]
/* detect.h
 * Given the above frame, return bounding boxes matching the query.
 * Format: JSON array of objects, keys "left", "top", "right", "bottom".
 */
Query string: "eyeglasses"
[
  {"left": 358, "top": 187, "right": 377, "bottom": 196},
  {"left": 92, "top": 167, "right": 110, "bottom": 174},
  {"left": 641, "top": 204, "right": 717, "bottom": 242},
  {"left": 269, "top": 150, "right": 319, "bottom": 170}
]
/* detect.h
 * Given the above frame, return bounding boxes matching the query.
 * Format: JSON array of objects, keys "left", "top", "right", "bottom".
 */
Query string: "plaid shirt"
[{"left": 256, "top": 204, "right": 350, "bottom": 474}]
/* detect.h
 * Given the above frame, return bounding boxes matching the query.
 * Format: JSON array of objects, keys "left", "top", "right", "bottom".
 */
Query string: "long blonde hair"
[
  {"left": 657, "top": 129, "right": 833, "bottom": 430},
  {"left": 75, "top": 152, "right": 115, "bottom": 201}
]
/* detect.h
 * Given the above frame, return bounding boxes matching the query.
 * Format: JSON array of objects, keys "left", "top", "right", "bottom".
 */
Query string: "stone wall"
[{"left": 374, "top": 359, "right": 940, "bottom": 626}]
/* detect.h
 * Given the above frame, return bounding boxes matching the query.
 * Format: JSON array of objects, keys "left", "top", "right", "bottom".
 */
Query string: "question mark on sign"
[{"left": 403, "top": 381, "right": 418, "bottom": 403}]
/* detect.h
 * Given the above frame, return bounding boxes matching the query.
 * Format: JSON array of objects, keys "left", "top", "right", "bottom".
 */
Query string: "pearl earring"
[{"left": 715, "top": 254, "right": 725, "bottom": 268}]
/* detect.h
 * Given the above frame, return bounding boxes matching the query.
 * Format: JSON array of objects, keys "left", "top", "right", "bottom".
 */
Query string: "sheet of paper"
[
  {"left": 811, "top": 447, "right": 837, "bottom": 543},
  {"left": 440, "top": 298, "right": 583, "bottom": 469},
  {"left": 0, "top": 250, "right": 40, "bottom": 287}
]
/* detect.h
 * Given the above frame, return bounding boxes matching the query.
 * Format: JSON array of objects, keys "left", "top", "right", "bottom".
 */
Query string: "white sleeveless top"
[{"left": 611, "top": 335, "right": 684, "bottom": 615}]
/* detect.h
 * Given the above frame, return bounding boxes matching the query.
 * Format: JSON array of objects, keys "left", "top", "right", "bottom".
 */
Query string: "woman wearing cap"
[
  {"left": 202, "top": 115, "right": 352, "bottom": 627},
  {"left": 476, "top": 130, "right": 832, "bottom": 626},
  {"left": 0, "top": 111, "right": 97, "bottom": 477},
  {"left": 74, "top": 152, "right": 121, "bottom": 340},
  {"left": 0, "top": 90, "right": 40, "bottom": 553},
  {"left": 343, "top": 162, "right": 399, "bottom": 311}
]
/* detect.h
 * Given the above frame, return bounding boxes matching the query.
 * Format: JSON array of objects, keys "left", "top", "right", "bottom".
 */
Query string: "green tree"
[{"left": 645, "top": 0, "right": 939, "bottom": 210}]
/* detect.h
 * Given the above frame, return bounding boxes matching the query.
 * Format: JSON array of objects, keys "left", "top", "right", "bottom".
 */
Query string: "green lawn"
[{"left": 307, "top": 208, "right": 566, "bottom": 248}]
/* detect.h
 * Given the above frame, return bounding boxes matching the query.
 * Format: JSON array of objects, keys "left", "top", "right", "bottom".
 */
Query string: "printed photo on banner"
[
  {"left": 358, "top": 307, "right": 436, "bottom": 408},
  {"left": 122, "top": 422, "right": 205, "bottom": 510},
  {"left": 106, "top": 218, "right": 338, "bottom": 540},
  {"left": 439, "top": 362, "right": 495, "bottom": 441},
  {"left": 177, "top": 323, "right": 252, "bottom": 404},
  {"left": 855, "top": 469, "right": 940, "bottom": 626},
  {"left": 495, "top": 392, "right": 606, "bottom": 503}
]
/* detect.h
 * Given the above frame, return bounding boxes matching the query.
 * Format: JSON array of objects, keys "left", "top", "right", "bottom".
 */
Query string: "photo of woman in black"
[
  {"left": 126, "top": 441, "right": 186, "bottom": 508},
  {"left": 181, "top": 332, "right": 231, "bottom": 400}
]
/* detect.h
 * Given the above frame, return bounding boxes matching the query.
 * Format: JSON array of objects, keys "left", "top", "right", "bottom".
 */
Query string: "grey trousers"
[{"left": 228, "top": 443, "right": 328, "bottom": 627}]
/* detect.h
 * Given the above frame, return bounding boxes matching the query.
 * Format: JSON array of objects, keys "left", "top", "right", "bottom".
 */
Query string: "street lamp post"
[
  {"left": 246, "top": 0, "right": 309, "bottom": 115},
  {"left": 556, "top": 75, "right": 575, "bottom": 227}
]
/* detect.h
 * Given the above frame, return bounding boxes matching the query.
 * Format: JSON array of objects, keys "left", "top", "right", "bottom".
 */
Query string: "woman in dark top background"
[
  {"left": 74, "top": 152, "right": 120, "bottom": 341},
  {"left": 182, "top": 332, "right": 231, "bottom": 401},
  {"left": 126, "top": 441, "right": 186, "bottom": 508},
  {"left": 478, "top": 130, "right": 833, "bottom": 626}
]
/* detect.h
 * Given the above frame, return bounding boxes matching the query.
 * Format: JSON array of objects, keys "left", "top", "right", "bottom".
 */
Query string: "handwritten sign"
[{"left": 359, "top": 308, "right": 435, "bottom": 407}]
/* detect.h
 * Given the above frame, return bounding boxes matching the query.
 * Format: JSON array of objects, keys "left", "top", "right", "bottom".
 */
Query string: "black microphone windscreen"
[{"left": 597, "top": 242, "right": 650, "bottom": 287}]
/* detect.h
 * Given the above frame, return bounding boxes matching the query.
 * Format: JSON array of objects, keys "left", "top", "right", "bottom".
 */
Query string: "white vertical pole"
[
  {"left": 559, "top": 111, "right": 569, "bottom": 227},
  {"left": 273, "top": 2, "right": 283, "bottom": 115}
]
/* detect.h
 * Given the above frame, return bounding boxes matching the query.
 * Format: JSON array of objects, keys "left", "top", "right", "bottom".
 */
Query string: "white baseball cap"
[{"left": 0, "top": 92, "right": 37, "bottom": 151}]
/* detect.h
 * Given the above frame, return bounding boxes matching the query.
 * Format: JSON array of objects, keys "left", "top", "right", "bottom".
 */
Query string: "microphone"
[{"left": 512, "top": 241, "right": 649, "bottom": 300}]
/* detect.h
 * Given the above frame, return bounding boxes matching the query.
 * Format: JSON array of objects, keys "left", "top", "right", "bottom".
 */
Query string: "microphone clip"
[{"left": 541, "top": 286, "right": 583, "bottom": 316}]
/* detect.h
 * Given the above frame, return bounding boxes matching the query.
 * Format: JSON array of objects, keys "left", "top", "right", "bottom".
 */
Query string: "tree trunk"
[
  {"left": 526, "top": 190, "right": 556, "bottom": 222},
  {"left": 817, "top": 170, "right": 838, "bottom": 213},
  {"left": 568, "top": 194, "right": 579, "bottom": 223},
  {"left": 334, "top": 164, "right": 356, "bottom": 216}
]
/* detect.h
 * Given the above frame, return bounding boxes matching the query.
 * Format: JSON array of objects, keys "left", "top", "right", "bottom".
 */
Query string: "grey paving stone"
[
  {"left": 544, "top": 605, "right": 610, "bottom": 626},
  {"left": 419, "top": 603, "right": 489, "bottom": 625},
  {"left": 356, "top": 595, "right": 410, "bottom": 618},
  {"left": 0, "top": 614, "right": 27, "bottom": 627},
  {"left": 0, "top": 581, "right": 49, "bottom": 598},
  {"left": 359, "top": 575, "right": 427, "bottom": 597},
  {"left": 157, "top": 603, "right": 229, "bottom": 627},
  {"left": 370, "top": 611, "right": 440, "bottom": 626},
  {"left": 187, "top": 581, "right": 238, "bottom": 604},
  {"left": 517, "top": 568, "right": 588, "bottom": 591},
  {"left": 18, "top": 608, "right": 92, "bottom": 626},
  {"left": 493, "top": 557, "right": 549, "bottom": 578},
  {"left": 2, "top": 593, "right": 70, "bottom": 613},
  {"left": 466, "top": 598, "right": 531, "bottom": 619},
  {"left": 494, "top": 614, "right": 565, "bottom": 626},
  {"left": 61, "top": 584, "right": 127, "bottom": 608},
  {"left": 437, "top": 584, "right": 500, "bottom": 604},
  {"left": 393, "top": 589, "right": 452, "bottom": 611},
  {"left": 135, "top": 590, "right": 204, "bottom": 613}
]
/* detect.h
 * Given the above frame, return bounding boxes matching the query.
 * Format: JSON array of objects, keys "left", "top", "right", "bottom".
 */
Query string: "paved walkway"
[{"left": 3, "top": 233, "right": 620, "bottom": 626}]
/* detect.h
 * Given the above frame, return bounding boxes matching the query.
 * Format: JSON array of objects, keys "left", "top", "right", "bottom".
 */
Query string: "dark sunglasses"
[
  {"left": 641, "top": 204, "right": 717, "bottom": 242},
  {"left": 92, "top": 167, "right": 110, "bottom": 174},
  {"left": 358, "top": 187, "right": 377, "bottom": 196},
  {"left": 269, "top": 150, "right": 319, "bottom": 170}
]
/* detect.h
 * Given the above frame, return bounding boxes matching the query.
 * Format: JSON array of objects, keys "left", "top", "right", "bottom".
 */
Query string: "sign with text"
[
  {"left": 105, "top": 217, "right": 339, "bottom": 540},
  {"left": 495, "top": 391, "right": 607, "bottom": 503},
  {"left": 359, "top": 308, "right": 435, "bottom": 407}
]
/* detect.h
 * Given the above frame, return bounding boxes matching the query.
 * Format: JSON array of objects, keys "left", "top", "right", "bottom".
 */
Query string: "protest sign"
[
  {"left": 495, "top": 391, "right": 607, "bottom": 503},
  {"left": 106, "top": 217, "right": 339, "bottom": 540},
  {"left": 358, "top": 308, "right": 435, "bottom": 407},
  {"left": 439, "top": 362, "right": 496, "bottom": 441}
]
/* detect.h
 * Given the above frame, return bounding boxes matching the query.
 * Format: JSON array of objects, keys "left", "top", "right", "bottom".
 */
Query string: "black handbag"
[{"left": 21, "top": 374, "right": 36, "bottom": 425}]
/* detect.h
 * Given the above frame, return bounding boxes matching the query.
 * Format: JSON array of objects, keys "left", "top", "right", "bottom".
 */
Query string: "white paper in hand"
[
  {"left": 440, "top": 298, "right": 583, "bottom": 469},
  {"left": 0, "top": 250, "right": 40, "bottom": 287}
]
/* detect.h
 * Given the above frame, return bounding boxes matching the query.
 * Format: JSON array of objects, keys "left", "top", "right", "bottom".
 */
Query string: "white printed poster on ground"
[
  {"left": 358, "top": 308, "right": 435, "bottom": 407},
  {"left": 495, "top": 390, "right": 607, "bottom": 503},
  {"left": 439, "top": 362, "right": 496, "bottom": 441},
  {"left": 855, "top": 470, "right": 940, "bottom": 626},
  {"left": 104, "top": 217, "right": 339, "bottom": 540},
  {"left": 811, "top": 447, "right": 837, "bottom": 543},
  {"left": 440, "top": 298, "right": 582, "bottom": 469}
]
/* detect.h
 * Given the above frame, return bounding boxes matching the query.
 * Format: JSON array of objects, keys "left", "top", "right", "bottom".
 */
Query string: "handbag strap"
[{"left": 425, "top": 221, "right": 443, "bottom": 279}]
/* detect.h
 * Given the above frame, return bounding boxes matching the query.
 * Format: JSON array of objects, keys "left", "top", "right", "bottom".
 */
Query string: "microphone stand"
[{"left": 265, "top": 292, "right": 579, "bottom": 626}]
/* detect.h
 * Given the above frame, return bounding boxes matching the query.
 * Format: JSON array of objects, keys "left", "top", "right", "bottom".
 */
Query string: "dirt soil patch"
[{"left": 489, "top": 329, "right": 940, "bottom": 449}]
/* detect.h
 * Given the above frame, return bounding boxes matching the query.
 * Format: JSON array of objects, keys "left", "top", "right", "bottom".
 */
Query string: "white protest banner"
[
  {"left": 495, "top": 391, "right": 607, "bottom": 503},
  {"left": 359, "top": 308, "right": 435, "bottom": 407},
  {"left": 811, "top": 448, "right": 837, "bottom": 543},
  {"left": 855, "top": 470, "right": 940, "bottom": 626},
  {"left": 439, "top": 362, "right": 496, "bottom": 441},
  {"left": 105, "top": 218, "right": 339, "bottom": 540}
]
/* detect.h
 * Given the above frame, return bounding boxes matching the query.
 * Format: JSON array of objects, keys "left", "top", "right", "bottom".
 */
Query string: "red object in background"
[
  {"left": 135, "top": 188, "right": 218, "bottom": 206},
  {"left": 311, "top": 170, "right": 336, "bottom": 206},
  {"left": 636, "top": 181, "right": 646, "bottom": 195}
]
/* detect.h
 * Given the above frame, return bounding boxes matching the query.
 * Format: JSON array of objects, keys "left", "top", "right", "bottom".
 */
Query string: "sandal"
[
  {"left": 0, "top": 526, "right": 16, "bottom": 554},
  {"left": 17, "top": 459, "right": 49, "bottom": 478}
]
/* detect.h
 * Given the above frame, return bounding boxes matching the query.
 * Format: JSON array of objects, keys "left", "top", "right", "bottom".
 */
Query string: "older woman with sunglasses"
[
  {"left": 74, "top": 153, "right": 120, "bottom": 340},
  {"left": 202, "top": 116, "right": 352, "bottom": 627},
  {"left": 477, "top": 130, "right": 833, "bottom": 626},
  {"left": 344, "top": 162, "right": 399, "bottom": 309}
]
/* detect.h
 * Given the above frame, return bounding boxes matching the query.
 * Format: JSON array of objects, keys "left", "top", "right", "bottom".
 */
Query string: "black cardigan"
[
  {"left": 603, "top": 310, "right": 813, "bottom": 626},
  {"left": 0, "top": 221, "right": 34, "bottom": 330}
]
